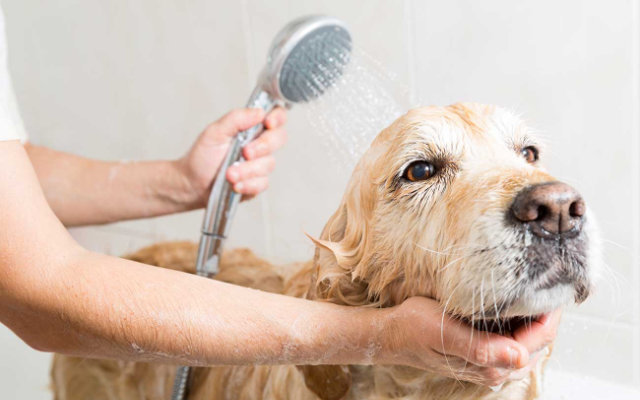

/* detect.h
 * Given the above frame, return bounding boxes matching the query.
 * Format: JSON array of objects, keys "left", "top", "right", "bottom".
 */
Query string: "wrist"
[
  {"left": 305, "top": 304, "right": 393, "bottom": 365},
  {"left": 146, "top": 159, "right": 205, "bottom": 213},
  {"left": 367, "top": 307, "right": 398, "bottom": 365},
  {"left": 168, "top": 158, "right": 208, "bottom": 209}
]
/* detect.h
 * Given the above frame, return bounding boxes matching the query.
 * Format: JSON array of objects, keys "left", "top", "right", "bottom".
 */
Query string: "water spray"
[{"left": 170, "top": 15, "right": 352, "bottom": 400}]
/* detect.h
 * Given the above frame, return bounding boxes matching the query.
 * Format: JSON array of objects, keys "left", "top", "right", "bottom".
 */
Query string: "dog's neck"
[{"left": 302, "top": 248, "right": 537, "bottom": 400}]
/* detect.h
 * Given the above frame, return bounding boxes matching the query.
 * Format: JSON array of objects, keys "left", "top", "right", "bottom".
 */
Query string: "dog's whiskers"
[
  {"left": 440, "top": 281, "right": 465, "bottom": 386},
  {"left": 440, "top": 254, "right": 471, "bottom": 272},
  {"left": 462, "top": 282, "right": 477, "bottom": 374},
  {"left": 601, "top": 237, "right": 629, "bottom": 251},
  {"left": 480, "top": 277, "right": 488, "bottom": 333},
  {"left": 490, "top": 270, "right": 501, "bottom": 332},
  {"left": 412, "top": 242, "right": 475, "bottom": 257}
]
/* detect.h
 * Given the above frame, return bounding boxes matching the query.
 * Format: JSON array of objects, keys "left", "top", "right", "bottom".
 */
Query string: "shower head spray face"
[{"left": 261, "top": 15, "right": 352, "bottom": 104}]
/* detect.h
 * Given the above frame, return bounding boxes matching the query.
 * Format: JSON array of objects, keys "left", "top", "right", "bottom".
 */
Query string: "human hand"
[
  {"left": 177, "top": 107, "right": 287, "bottom": 206},
  {"left": 378, "top": 297, "right": 560, "bottom": 387}
]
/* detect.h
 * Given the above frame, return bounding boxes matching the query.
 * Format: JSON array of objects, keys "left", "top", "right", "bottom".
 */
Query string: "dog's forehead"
[
  {"left": 364, "top": 103, "right": 538, "bottom": 176},
  {"left": 399, "top": 103, "right": 532, "bottom": 150}
]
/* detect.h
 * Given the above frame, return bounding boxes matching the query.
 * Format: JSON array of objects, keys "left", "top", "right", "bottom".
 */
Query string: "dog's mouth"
[{"left": 465, "top": 312, "right": 550, "bottom": 335}]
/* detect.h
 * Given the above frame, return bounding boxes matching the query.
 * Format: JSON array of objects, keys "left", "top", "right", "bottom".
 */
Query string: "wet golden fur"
[{"left": 51, "top": 103, "right": 598, "bottom": 400}]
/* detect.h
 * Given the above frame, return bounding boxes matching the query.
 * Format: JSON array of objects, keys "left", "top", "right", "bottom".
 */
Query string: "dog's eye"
[
  {"left": 404, "top": 161, "right": 436, "bottom": 182},
  {"left": 521, "top": 146, "right": 539, "bottom": 163}
]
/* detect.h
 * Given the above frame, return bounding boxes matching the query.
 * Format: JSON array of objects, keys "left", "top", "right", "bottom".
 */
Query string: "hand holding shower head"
[{"left": 171, "top": 15, "right": 352, "bottom": 400}]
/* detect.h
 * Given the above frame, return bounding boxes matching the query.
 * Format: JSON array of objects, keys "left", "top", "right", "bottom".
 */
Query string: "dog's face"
[{"left": 312, "top": 103, "right": 600, "bottom": 329}]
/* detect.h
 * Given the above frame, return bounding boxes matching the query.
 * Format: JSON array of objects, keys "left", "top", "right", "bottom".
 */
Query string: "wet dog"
[{"left": 51, "top": 103, "right": 600, "bottom": 400}]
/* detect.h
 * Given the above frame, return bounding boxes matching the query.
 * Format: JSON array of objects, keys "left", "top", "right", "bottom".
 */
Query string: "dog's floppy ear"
[
  {"left": 306, "top": 165, "right": 377, "bottom": 306},
  {"left": 297, "top": 365, "right": 351, "bottom": 400}
]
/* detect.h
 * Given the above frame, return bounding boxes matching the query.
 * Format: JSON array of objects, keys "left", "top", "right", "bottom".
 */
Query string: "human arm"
[
  {"left": 1, "top": 140, "right": 376, "bottom": 367},
  {"left": 24, "top": 108, "right": 287, "bottom": 227}
]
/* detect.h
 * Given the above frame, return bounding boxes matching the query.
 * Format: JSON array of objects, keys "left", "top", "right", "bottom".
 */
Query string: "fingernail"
[
  {"left": 227, "top": 169, "right": 238, "bottom": 181},
  {"left": 245, "top": 147, "right": 255, "bottom": 159},
  {"left": 508, "top": 347, "right": 523, "bottom": 368},
  {"left": 235, "top": 182, "right": 244, "bottom": 192}
]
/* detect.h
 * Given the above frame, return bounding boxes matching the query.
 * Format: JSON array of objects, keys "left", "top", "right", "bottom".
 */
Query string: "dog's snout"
[{"left": 511, "top": 182, "right": 585, "bottom": 238}]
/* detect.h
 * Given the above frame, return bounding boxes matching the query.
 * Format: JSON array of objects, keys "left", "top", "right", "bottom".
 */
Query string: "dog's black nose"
[{"left": 511, "top": 182, "right": 585, "bottom": 238}]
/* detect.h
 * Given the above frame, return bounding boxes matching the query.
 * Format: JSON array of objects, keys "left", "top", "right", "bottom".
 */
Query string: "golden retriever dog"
[{"left": 51, "top": 103, "right": 600, "bottom": 400}]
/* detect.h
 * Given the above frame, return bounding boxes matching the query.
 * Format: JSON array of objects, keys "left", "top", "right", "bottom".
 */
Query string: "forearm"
[
  {"left": 25, "top": 144, "right": 200, "bottom": 226},
  {"left": 2, "top": 245, "right": 381, "bottom": 366},
  {"left": 2, "top": 142, "right": 379, "bottom": 366}
]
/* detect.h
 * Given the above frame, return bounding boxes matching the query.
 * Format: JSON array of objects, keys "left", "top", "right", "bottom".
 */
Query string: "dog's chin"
[{"left": 468, "top": 284, "right": 577, "bottom": 335}]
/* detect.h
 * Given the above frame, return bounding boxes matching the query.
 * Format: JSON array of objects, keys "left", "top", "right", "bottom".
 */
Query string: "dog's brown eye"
[
  {"left": 404, "top": 161, "right": 436, "bottom": 182},
  {"left": 521, "top": 146, "right": 539, "bottom": 163}
]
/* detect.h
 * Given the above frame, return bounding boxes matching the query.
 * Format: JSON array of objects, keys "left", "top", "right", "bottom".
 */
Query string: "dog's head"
[{"left": 310, "top": 102, "right": 600, "bottom": 328}]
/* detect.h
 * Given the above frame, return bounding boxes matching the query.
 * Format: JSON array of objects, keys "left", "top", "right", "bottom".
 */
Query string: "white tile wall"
[{"left": 0, "top": 0, "right": 638, "bottom": 399}]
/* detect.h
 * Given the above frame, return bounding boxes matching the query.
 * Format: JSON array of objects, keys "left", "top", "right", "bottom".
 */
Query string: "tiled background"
[{"left": 0, "top": 1, "right": 638, "bottom": 399}]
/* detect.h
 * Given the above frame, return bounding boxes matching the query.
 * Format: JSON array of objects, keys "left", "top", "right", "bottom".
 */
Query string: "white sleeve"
[{"left": 0, "top": 6, "right": 26, "bottom": 143}]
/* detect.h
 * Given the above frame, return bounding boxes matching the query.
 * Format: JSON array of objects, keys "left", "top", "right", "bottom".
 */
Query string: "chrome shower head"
[{"left": 259, "top": 15, "right": 352, "bottom": 104}]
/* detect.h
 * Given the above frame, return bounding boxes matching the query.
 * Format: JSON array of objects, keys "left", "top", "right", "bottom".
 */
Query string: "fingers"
[
  {"left": 512, "top": 309, "right": 561, "bottom": 354},
  {"left": 212, "top": 108, "right": 266, "bottom": 138},
  {"left": 437, "top": 317, "right": 528, "bottom": 369},
  {"left": 243, "top": 106, "right": 287, "bottom": 160},
  {"left": 264, "top": 107, "right": 287, "bottom": 129},
  {"left": 232, "top": 176, "right": 269, "bottom": 196},
  {"left": 227, "top": 156, "right": 275, "bottom": 183},
  {"left": 438, "top": 354, "right": 541, "bottom": 387},
  {"left": 453, "top": 319, "right": 553, "bottom": 387},
  {"left": 226, "top": 156, "right": 275, "bottom": 196},
  {"left": 243, "top": 127, "right": 288, "bottom": 160},
  {"left": 212, "top": 107, "right": 286, "bottom": 197},
  {"left": 433, "top": 357, "right": 512, "bottom": 387},
  {"left": 205, "top": 107, "right": 287, "bottom": 145}
]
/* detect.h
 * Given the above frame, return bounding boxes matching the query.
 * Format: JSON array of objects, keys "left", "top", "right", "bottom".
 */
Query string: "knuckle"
[{"left": 474, "top": 344, "right": 490, "bottom": 365}]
